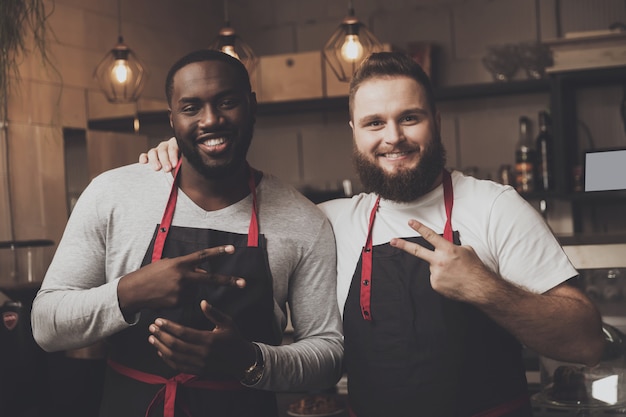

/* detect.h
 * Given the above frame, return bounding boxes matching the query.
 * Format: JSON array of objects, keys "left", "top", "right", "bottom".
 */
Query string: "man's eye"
[
  {"left": 181, "top": 105, "right": 199, "bottom": 113},
  {"left": 219, "top": 99, "right": 239, "bottom": 109},
  {"left": 400, "top": 115, "right": 421, "bottom": 125}
]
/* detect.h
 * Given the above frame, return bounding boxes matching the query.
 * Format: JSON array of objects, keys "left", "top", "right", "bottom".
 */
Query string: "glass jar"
[{"left": 533, "top": 324, "right": 626, "bottom": 410}]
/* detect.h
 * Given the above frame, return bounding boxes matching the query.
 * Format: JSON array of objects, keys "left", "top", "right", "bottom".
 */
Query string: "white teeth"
[
  {"left": 202, "top": 137, "right": 226, "bottom": 146},
  {"left": 385, "top": 152, "right": 408, "bottom": 159}
]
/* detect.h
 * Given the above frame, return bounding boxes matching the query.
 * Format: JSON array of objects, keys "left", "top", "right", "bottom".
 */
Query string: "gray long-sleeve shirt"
[{"left": 31, "top": 163, "right": 343, "bottom": 392}]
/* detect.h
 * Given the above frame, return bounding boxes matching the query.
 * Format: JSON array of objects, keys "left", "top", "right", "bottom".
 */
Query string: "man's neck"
[{"left": 177, "top": 162, "right": 256, "bottom": 211}]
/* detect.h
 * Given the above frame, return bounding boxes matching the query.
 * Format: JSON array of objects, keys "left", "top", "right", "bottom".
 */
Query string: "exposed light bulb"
[
  {"left": 112, "top": 59, "right": 131, "bottom": 84},
  {"left": 340, "top": 34, "right": 364, "bottom": 62},
  {"left": 221, "top": 44, "right": 240, "bottom": 60}
]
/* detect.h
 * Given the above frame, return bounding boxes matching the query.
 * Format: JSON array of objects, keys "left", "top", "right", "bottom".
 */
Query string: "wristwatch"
[{"left": 241, "top": 342, "right": 264, "bottom": 386}]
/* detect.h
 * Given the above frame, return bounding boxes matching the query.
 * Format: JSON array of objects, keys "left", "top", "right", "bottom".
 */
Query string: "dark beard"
[
  {"left": 178, "top": 123, "right": 254, "bottom": 180},
  {"left": 354, "top": 136, "right": 446, "bottom": 202}
]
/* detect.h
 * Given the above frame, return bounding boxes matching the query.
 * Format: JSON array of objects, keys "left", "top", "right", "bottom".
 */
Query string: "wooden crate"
[{"left": 256, "top": 51, "right": 323, "bottom": 102}]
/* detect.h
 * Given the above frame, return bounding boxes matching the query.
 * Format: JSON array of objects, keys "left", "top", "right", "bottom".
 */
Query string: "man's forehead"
[
  {"left": 352, "top": 76, "right": 428, "bottom": 115},
  {"left": 172, "top": 61, "right": 243, "bottom": 95}
]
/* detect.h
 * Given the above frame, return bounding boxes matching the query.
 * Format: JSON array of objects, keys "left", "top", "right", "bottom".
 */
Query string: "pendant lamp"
[
  {"left": 323, "top": 0, "right": 383, "bottom": 83},
  {"left": 94, "top": 0, "right": 147, "bottom": 104},
  {"left": 208, "top": 0, "right": 258, "bottom": 75}
]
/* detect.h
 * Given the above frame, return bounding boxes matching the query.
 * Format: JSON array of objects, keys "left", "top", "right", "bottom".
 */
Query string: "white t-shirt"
[{"left": 319, "top": 170, "right": 578, "bottom": 315}]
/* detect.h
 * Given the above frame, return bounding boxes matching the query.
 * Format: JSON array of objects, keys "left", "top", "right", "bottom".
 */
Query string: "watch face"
[
  {"left": 241, "top": 343, "right": 264, "bottom": 385},
  {"left": 242, "top": 365, "right": 264, "bottom": 385}
]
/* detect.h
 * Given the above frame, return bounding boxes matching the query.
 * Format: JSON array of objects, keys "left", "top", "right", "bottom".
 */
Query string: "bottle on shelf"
[
  {"left": 514, "top": 116, "right": 536, "bottom": 194},
  {"left": 535, "top": 110, "right": 554, "bottom": 191}
]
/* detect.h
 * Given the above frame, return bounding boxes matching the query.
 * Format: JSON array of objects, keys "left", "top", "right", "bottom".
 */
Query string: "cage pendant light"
[
  {"left": 323, "top": 0, "right": 383, "bottom": 83},
  {"left": 208, "top": 0, "right": 258, "bottom": 75},
  {"left": 94, "top": 0, "right": 147, "bottom": 103}
]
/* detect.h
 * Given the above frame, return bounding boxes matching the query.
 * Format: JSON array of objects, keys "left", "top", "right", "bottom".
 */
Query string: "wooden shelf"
[
  {"left": 0, "top": 281, "right": 42, "bottom": 303},
  {"left": 87, "top": 79, "right": 551, "bottom": 132},
  {"left": 0, "top": 239, "right": 54, "bottom": 249}
]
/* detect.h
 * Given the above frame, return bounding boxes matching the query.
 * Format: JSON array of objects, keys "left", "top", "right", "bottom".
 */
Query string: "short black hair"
[
  {"left": 165, "top": 49, "right": 251, "bottom": 104},
  {"left": 349, "top": 51, "right": 437, "bottom": 119}
]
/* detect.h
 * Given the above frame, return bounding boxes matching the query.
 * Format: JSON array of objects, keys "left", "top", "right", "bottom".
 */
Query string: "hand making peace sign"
[{"left": 390, "top": 219, "right": 499, "bottom": 305}]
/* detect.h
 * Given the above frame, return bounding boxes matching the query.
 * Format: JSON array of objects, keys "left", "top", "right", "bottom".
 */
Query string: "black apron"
[
  {"left": 99, "top": 161, "right": 282, "bottom": 417},
  {"left": 344, "top": 170, "right": 532, "bottom": 417}
]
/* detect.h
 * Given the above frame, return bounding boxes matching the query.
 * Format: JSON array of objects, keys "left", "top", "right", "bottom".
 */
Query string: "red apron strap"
[
  {"left": 442, "top": 169, "right": 454, "bottom": 243},
  {"left": 470, "top": 394, "right": 530, "bottom": 417},
  {"left": 246, "top": 164, "right": 260, "bottom": 247},
  {"left": 152, "top": 161, "right": 261, "bottom": 262},
  {"left": 152, "top": 159, "right": 183, "bottom": 263},
  {"left": 108, "top": 359, "right": 243, "bottom": 417},
  {"left": 359, "top": 196, "right": 380, "bottom": 321}
]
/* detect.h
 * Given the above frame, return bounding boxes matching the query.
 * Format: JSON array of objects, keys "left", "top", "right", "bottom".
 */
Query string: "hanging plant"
[{"left": 0, "top": 0, "right": 54, "bottom": 122}]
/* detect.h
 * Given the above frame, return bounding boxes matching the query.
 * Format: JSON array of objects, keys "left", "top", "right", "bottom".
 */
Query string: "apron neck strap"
[
  {"left": 152, "top": 160, "right": 260, "bottom": 262},
  {"left": 246, "top": 164, "right": 260, "bottom": 247},
  {"left": 442, "top": 169, "right": 453, "bottom": 243},
  {"left": 151, "top": 159, "right": 183, "bottom": 263}
]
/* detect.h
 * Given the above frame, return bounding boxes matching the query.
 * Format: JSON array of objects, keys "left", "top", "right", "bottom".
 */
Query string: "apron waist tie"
[
  {"left": 346, "top": 394, "right": 529, "bottom": 417},
  {"left": 108, "top": 359, "right": 244, "bottom": 417}
]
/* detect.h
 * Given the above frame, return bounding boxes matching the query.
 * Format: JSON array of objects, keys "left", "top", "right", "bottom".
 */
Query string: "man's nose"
[
  {"left": 384, "top": 123, "right": 405, "bottom": 144},
  {"left": 198, "top": 106, "right": 221, "bottom": 128}
]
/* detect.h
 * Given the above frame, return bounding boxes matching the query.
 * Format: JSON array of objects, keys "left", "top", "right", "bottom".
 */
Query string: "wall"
[{"left": 0, "top": 0, "right": 625, "bottom": 285}]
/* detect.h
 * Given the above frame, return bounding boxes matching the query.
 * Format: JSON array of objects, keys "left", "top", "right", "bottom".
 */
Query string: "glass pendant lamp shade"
[
  {"left": 94, "top": 36, "right": 147, "bottom": 103},
  {"left": 208, "top": 0, "right": 258, "bottom": 75},
  {"left": 323, "top": 4, "right": 383, "bottom": 83},
  {"left": 208, "top": 25, "right": 258, "bottom": 74}
]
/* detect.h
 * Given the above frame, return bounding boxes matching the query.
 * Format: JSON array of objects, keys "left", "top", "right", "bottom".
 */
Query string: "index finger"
[
  {"left": 179, "top": 245, "right": 236, "bottom": 266},
  {"left": 180, "top": 246, "right": 245, "bottom": 288},
  {"left": 407, "top": 220, "right": 450, "bottom": 248},
  {"left": 390, "top": 237, "right": 434, "bottom": 262}
]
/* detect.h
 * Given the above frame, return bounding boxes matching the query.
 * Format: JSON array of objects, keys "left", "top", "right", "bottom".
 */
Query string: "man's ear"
[{"left": 168, "top": 109, "right": 173, "bottom": 129}]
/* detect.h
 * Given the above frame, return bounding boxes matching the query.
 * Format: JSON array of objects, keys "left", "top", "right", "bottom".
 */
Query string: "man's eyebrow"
[
  {"left": 177, "top": 97, "right": 201, "bottom": 104},
  {"left": 357, "top": 107, "right": 429, "bottom": 125},
  {"left": 399, "top": 107, "right": 429, "bottom": 117},
  {"left": 357, "top": 114, "right": 382, "bottom": 125},
  {"left": 176, "top": 89, "right": 245, "bottom": 105}
]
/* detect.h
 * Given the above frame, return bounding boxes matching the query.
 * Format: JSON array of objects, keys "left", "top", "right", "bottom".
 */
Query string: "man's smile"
[
  {"left": 378, "top": 150, "right": 414, "bottom": 159},
  {"left": 197, "top": 135, "right": 229, "bottom": 154}
]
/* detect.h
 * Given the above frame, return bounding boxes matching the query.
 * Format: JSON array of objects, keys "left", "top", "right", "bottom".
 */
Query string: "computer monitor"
[{"left": 584, "top": 148, "right": 626, "bottom": 192}]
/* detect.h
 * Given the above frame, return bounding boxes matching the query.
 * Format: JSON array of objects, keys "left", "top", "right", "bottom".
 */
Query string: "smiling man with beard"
[
  {"left": 32, "top": 49, "right": 343, "bottom": 417},
  {"left": 139, "top": 51, "right": 605, "bottom": 417},
  {"left": 319, "top": 52, "right": 604, "bottom": 417}
]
